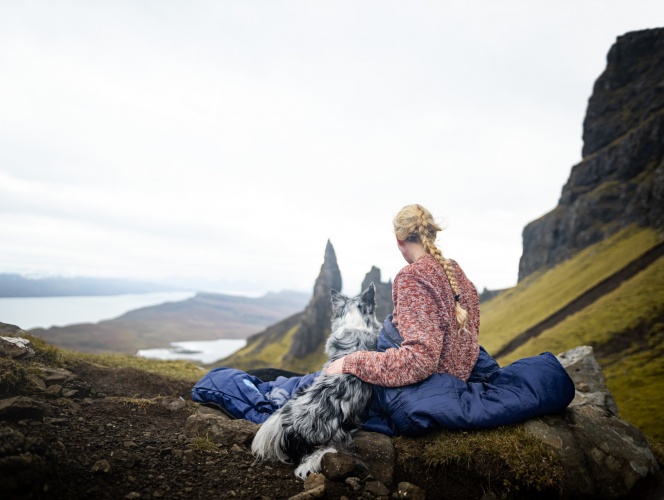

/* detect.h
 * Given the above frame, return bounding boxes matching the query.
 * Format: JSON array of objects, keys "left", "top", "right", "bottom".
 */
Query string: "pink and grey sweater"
[{"left": 342, "top": 254, "right": 480, "bottom": 387}]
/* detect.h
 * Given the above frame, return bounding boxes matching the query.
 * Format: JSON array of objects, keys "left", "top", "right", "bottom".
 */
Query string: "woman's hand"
[{"left": 325, "top": 357, "right": 345, "bottom": 375}]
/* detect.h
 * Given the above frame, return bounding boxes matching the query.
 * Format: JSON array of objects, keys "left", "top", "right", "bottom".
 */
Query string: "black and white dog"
[{"left": 251, "top": 283, "right": 381, "bottom": 479}]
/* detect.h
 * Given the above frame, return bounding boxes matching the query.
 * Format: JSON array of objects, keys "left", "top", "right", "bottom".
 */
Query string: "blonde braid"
[{"left": 400, "top": 204, "right": 470, "bottom": 333}]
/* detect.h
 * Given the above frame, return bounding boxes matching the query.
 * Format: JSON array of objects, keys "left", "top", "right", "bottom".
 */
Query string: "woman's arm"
[{"left": 340, "top": 274, "right": 448, "bottom": 387}]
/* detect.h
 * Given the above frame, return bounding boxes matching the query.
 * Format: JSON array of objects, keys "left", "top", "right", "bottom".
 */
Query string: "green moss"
[
  {"left": 395, "top": 425, "right": 564, "bottom": 496},
  {"left": 480, "top": 226, "right": 663, "bottom": 354},
  {"left": 0, "top": 358, "right": 32, "bottom": 395},
  {"left": 189, "top": 436, "right": 219, "bottom": 453}
]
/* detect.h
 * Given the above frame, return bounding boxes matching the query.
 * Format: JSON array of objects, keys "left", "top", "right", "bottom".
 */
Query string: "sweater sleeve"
[{"left": 341, "top": 273, "right": 447, "bottom": 387}]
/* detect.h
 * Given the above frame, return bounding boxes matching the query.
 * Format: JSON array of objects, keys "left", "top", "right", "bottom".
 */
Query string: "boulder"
[
  {"left": 523, "top": 346, "right": 662, "bottom": 497},
  {"left": 0, "top": 396, "right": 51, "bottom": 421},
  {"left": 321, "top": 450, "right": 355, "bottom": 481},
  {"left": 557, "top": 345, "right": 619, "bottom": 415},
  {"left": 183, "top": 413, "right": 258, "bottom": 446},
  {"left": 0, "top": 336, "right": 35, "bottom": 359},
  {"left": 352, "top": 431, "right": 395, "bottom": 486},
  {"left": 525, "top": 405, "right": 660, "bottom": 498}
]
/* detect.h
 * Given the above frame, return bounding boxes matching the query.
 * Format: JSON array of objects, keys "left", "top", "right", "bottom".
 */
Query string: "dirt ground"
[{"left": 1, "top": 361, "right": 363, "bottom": 500}]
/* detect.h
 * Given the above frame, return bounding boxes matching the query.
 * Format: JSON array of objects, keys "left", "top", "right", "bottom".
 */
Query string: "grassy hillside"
[
  {"left": 480, "top": 226, "right": 664, "bottom": 355},
  {"left": 498, "top": 254, "right": 664, "bottom": 442},
  {"left": 480, "top": 225, "right": 664, "bottom": 443},
  {"left": 216, "top": 314, "right": 327, "bottom": 373}
]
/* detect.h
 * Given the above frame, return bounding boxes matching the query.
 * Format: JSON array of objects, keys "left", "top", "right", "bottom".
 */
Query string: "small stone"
[
  {"left": 160, "top": 397, "right": 186, "bottom": 411},
  {"left": 43, "top": 417, "right": 67, "bottom": 425},
  {"left": 288, "top": 485, "right": 325, "bottom": 499},
  {"left": 62, "top": 389, "right": 79, "bottom": 398},
  {"left": 40, "top": 367, "right": 75, "bottom": 384},
  {"left": 27, "top": 375, "right": 47, "bottom": 391},
  {"left": 230, "top": 444, "right": 243, "bottom": 453},
  {"left": 345, "top": 477, "right": 363, "bottom": 491},
  {"left": 321, "top": 451, "right": 355, "bottom": 481},
  {"left": 364, "top": 480, "right": 390, "bottom": 497},
  {"left": 397, "top": 482, "right": 425, "bottom": 500},
  {"left": 304, "top": 473, "right": 327, "bottom": 491},
  {"left": 125, "top": 493, "right": 141, "bottom": 499},
  {"left": 91, "top": 459, "right": 112, "bottom": 474},
  {"left": 43, "top": 385, "right": 62, "bottom": 398}
]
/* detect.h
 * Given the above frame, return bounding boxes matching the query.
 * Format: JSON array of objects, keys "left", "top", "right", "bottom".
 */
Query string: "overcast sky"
[{"left": 1, "top": 1, "right": 662, "bottom": 296}]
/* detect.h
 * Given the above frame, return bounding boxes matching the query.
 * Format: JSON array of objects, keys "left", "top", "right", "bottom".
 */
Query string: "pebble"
[
  {"left": 125, "top": 493, "right": 141, "bottom": 499},
  {"left": 91, "top": 459, "right": 112, "bottom": 474}
]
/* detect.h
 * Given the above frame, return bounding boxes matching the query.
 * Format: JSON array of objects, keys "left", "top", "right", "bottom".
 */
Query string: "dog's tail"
[
  {"left": 294, "top": 447, "right": 337, "bottom": 480},
  {"left": 251, "top": 411, "right": 290, "bottom": 463}
]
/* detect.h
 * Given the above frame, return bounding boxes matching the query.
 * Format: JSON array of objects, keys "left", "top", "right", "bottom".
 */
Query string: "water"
[
  {"left": 136, "top": 339, "right": 247, "bottom": 364},
  {"left": 0, "top": 292, "right": 196, "bottom": 330}
]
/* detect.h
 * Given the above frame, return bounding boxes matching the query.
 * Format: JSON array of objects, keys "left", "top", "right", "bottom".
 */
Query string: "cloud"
[{"left": 1, "top": 1, "right": 661, "bottom": 294}]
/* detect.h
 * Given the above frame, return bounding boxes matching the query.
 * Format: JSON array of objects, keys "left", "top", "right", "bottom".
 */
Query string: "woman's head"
[
  {"left": 392, "top": 204, "right": 443, "bottom": 246},
  {"left": 393, "top": 204, "right": 470, "bottom": 333}
]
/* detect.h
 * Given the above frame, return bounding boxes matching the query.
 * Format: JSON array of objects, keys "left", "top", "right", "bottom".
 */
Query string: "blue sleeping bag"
[{"left": 192, "top": 316, "right": 575, "bottom": 437}]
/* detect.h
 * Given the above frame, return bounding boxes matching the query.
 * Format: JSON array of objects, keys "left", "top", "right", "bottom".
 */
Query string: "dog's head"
[
  {"left": 330, "top": 283, "right": 379, "bottom": 331},
  {"left": 325, "top": 283, "right": 380, "bottom": 361}
]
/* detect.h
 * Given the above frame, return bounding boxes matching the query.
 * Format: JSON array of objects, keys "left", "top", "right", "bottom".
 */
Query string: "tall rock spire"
[{"left": 285, "top": 240, "right": 342, "bottom": 360}]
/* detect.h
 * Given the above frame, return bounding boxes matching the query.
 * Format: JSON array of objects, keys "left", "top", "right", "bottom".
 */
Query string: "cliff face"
[
  {"left": 284, "top": 240, "right": 342, "bottom": 360},
  {"left": 519, "top": 28, "right": 664, "bottom": 280}
]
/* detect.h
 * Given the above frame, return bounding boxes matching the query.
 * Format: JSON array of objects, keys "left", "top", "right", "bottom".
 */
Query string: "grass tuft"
[{"left": 0, "top": 358, "right": 32, "bottom": 395}]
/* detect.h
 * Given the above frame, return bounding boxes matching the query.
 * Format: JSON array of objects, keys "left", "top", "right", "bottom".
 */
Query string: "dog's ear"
[
  {"left": 330, "top": 289, "right": 346, "bottom": 315},
  {"left": 360, "top": 283, "right": 376, "bottom": 313}
]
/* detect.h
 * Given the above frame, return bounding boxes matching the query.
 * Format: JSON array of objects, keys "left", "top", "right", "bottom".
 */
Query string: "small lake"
[
  {"left": 136, "top": 339, "right": 247, "bottom": 364},
  {"left": 0, "top": 292, "right": 196, "bottom": 330}
]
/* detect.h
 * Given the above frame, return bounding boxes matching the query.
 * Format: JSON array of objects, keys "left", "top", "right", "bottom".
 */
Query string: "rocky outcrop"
[
  {"left": 285, "top": 240, "right": 342, "bottom": 360},
  {"left": 583, "top": 28, "right": 664, "bottom": 157},
  {"left": 523, "top": 345, "right": 663, "bottom": 498},
  {"left": 519, "top": 28, "right": 664, "bottom": 280},
  {"left": 360, "top": 266, "right": 394, "bottom": 323}
]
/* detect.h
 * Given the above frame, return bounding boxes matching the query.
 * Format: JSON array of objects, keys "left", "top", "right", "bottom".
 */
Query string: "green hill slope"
[
  {"left": 480, "top": 225, "right": 664, "bottom": 442},
  {"left": 480, "top": 226, "right": 663, "bottom": 355}
]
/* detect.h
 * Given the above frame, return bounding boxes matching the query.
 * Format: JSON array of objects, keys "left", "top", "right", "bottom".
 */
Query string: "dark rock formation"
[
  {"left": 285, "top": 240, "right": 342, "bottom": 360},
  {"left": 519, "top": 28, "right": 664, "bottom": 280},
  {"left": 360, "top": 266, "right": 394, "bottom": 324},
  {"left": 583, "top": 28, "right": 664, "bottom": 157}
]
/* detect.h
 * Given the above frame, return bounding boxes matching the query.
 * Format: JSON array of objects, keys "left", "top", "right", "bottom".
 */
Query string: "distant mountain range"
[
  {"left": 30, "top": 290, "right": 310, "bottom": 354},
  {"left": 0, "top": 274, "right": 189, "bottom": 297}
]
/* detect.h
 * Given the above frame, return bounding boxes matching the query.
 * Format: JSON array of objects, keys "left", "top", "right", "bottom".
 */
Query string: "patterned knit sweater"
[{"left": 342, "top": 254, "right": 480, "bottom": 387}]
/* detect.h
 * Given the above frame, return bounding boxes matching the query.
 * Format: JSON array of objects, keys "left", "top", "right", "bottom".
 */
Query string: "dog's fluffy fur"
[{"left": 251, "top": 283, "right": 381, "bottom": 479}]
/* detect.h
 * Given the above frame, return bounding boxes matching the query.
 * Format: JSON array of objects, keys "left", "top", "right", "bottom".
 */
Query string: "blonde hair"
[{"left": 393, "top": 204, "right": 470, "bottom": 332}]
